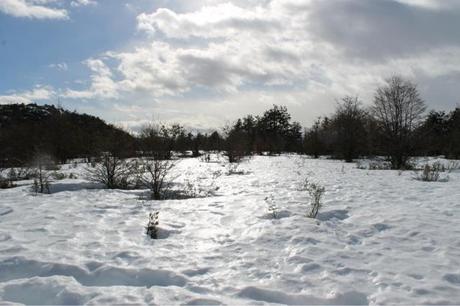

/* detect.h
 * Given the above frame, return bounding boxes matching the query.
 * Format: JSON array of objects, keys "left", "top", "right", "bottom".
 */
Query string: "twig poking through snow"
[
  {"left": 146, "top": 211, "right": 160, "bottom": 239},
  {"left": 305, "top": 178, "right": 325, "bottom": 218},
  {"left": 265, "top": 195, "right": 279, "bottom": 219}
]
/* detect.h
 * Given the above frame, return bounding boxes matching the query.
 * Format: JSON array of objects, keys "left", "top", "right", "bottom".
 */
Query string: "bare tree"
[
  {"left": 332, "top": 96, "right": 368, "bottom": 162},
  {"left": 86, "top": 153, "right": 135, "bottom": 189},
  {"left": 140, "top": 158, "right": 175, "bottom": 200},
  {"left": 372, "top": 76, "right": 426, "bottom": 169}
]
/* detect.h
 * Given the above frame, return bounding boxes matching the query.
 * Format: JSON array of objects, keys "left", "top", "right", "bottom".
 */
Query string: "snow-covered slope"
[{"left": 0, "top": 155, "right": 459, "bottom": 305}]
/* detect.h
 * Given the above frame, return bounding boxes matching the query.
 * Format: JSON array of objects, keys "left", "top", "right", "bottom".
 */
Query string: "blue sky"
[
  {"left": 1, "top": 1, "right": 146, "bottom": 96},
  {"left": 1, "top": 0, "right": 460, "bottom": 131}
]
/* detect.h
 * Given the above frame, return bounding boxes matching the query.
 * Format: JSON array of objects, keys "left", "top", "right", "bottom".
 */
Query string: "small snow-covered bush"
[
  {"left": 265, "top": 196, "right": 279, "bottom": 219},
  {"left": 200, "top": 153, "right": 211, "bottom": 163},
  {"left": 357, "top": 160, "right": 392, "bottom": 170},
  {"left": 0, "top": 172, "right": 13, "bottom": 189},
  {"left": 146, "top": 211, "right": 160, "bottom": 239},
  {"left": 0, "top": 179, "right": 12, "bottom": 189},
  {"left": 226, "top": 163, "right": 247, "bottom": 175},
  {"left": 211, "top": 170, "right": 223, "bottom": 180},
  {"left": 51, "top": 171, "right": 66, "bottom": 180},
  {"left": 446, "top": 160, "right": 460, "bottom": 173},
  {"left": 414, "top": 162, "right": 447, "bottom": 182},
  {"left": 305, "top": 179, "right": 325, "bottom": 218},
  {"left": 0, "top": 167, "right": 14, "bottom": 189},
  {"left": 179, "top": 178, "right": 217, "bottom": 199}
]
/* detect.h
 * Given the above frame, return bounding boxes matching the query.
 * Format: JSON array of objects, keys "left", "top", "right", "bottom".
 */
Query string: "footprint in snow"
[
  {"left": 443, "top": 273, "right": 460, "bottom": 285},
  {"left": 0, "top": 207, "right": 13, "bottom": 216}
]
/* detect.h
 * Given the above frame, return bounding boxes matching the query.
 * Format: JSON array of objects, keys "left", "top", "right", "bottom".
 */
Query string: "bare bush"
[
  {"left": 305, "top": 179, "right": 326, "bottom": 218},
  {"left": 30, "top": 152, "right": 55, "bottom": 194},
  {"left": 225, "top": 150, "right": 245, "bottom": 163},
  {"left": 357, "top": 160, "right": 392, "bottom": 170},
  {"left": 51, "top": 172, "right": 66, "bottom": 180},
  {"left": 265, "top": 195, "right": 278, "bottom": 219},
  {"left": 176, "top": 178, "right": 218, "bottom": 199},
  {"left": 446, "top": 160, "right": 460, "bottom": 173},
  {"left": 200, "top": 153, "right": 211, "bottom": 163},
  {"left": 86, "top": 153, "right": 136, "bottom": 189},
  {"left": 414, "top": 162, "right": 447, "bottom": 182},
  {"left": 226, "top": 163, "right": 247, "bottom": 175},
  {"left": 140, "top": 158, "right": 175, "bottom": 200},
  {"left": 0, "top": 168, "right": 13, "bottom": 189},
  {"left": 146, "top": 211, "right": 160, "bottom": 239}
]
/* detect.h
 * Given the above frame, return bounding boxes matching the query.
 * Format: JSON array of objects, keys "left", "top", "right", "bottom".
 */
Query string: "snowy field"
[{"left": 1, "top": 155, "right": 460, "bottom": 305}]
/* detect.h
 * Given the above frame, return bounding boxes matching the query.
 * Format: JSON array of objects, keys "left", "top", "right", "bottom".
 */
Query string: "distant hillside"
[{"left": 0, "top": 103, "right": 135, "bottom": 166}]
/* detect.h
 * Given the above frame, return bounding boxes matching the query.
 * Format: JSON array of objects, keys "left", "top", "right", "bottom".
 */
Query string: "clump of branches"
[
  {"left": 305, "top": 179, "right": 326, "bottom": 218},
  {"left": 85, "top": 153, "right": 136, "bottom": 189},
  {"left": 356, "top": 160, "right": 392, "bottom": 170},
  {"left": 177, "top": 178, "right": 218, "bottom": 199},
  {"left": 30, "top": 152, "right": 55, "bottom": 194},
  {"left": 414, "top": 162, "right": 447, "bottom": 182},
  {"left": 1, "top": 167, "right": 35, "bottom": 189},
  {"left": 265, "top": 195, "right": 279, "bottom": 219},
  {"left": 446, "top": 160, "right": 460, "bottom": 173},
  {"left": 226, "top": 163, "right": 247, "bottom": 175},
  {"left": 140, "top": 158, "right": 175, "bottom": 200},
  {"left": 146, "top": 211, "right": 160, "bottom": 239},
  {"left": 200, "top": 153, "right": 212, "bottom": 163},
  {"left": 0, "top": 169, "right": 14, "bottom": 189}
]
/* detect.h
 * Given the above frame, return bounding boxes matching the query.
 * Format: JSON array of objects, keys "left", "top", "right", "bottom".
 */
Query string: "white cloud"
[
  {"left": 70, "top": 0, "right": 97, "bottom": 8},
  {"left": 0, "top": 0, "right": 68, "bottom": 19},
  {"left": 49, "top": 62, "right": 68, "bottom": 71},
  {"left": 0, "top": 86, "right": 55, "bottom": 105},
  {"left": 33, "top": 0, "right": 460, "bottom": 127},
  {"left": 63, "top": 59, "right": 119, "bottom": 99},
  {"left": 395, "top": 0, "right": 460, "bottom": 10},
  {"left": 137, "top": 3, "right": 280, "bottom": 39}
]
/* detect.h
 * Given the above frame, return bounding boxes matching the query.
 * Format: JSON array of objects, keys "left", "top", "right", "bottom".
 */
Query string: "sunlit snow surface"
[{"left": 0, "top": 155, "right": 459, "bottom": 305}]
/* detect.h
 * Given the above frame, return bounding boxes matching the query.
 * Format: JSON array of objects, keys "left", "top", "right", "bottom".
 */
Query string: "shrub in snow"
[
  {"left": 226, "top": 163, "right": 247, "bottom": 175},
  {"left": 0, "top": 172, "right": 14, "bottom": 189},
  {"left": 446, "top": 160, "right": 460, "bottom": 173},
  {"left": 414, "top": 162, "right": 447, "bottom": 182},
  {"left": 225, "top": 149, "right": 246, "bottom": 163},
  {"left": 180, "top": 179, "right": 212, "bottom": 199},
  {"left": 140, "top": 158, "right": 175, "bottom": 200},
  {"left": 30, "top": 152, "right": 55, "bottom": 194},
  {"left": 0, "top": 167, "right": 14, "bottom": 189},
  {"left": 200, "top": 153, "right": 212, "bottom": 163},
  {"left": 146, "top": 211, "right": 160, "bottom": 239},
  {"left": 211, "top": 170, "right": 223, "bottom": 180},
  {"left": 85, "top": 153, "right": 136, "bottom": 189},
  {"left": 265, "top": 196, "right": 279, "bottom": 219},
  {"left": 51, "top": 171, "right": 66, "bottom": 180},
  {"left": 305, "top": 179, "right": 326, "bottom": 218},
  {"left": 357, "top": 160, "right": 392, "bottom": 170}
]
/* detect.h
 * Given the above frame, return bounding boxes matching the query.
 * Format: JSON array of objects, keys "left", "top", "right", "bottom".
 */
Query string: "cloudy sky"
[{"left": 1, "top": 0, "right": 459, "bottom": 131}]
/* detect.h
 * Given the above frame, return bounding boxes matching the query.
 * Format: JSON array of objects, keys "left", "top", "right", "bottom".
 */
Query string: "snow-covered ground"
[{"left": 1, "top": 155, "right": 460, "bottom": 305}]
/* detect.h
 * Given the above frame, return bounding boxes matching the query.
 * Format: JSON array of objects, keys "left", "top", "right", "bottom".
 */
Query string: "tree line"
[
  {"left": 0, "top": 76, "right": 459, "bottom": 170},
  {"left": 302, "top": 76, "right": 460, "bottom": 168}
]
